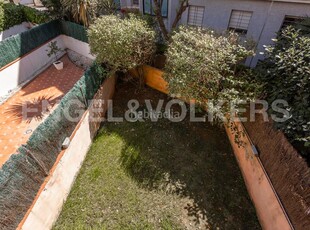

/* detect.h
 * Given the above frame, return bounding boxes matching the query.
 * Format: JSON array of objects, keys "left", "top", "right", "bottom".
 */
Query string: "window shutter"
[
  {"left": 229, "top": 10, "right": 252, "bottom": 33},
  {"left": 188, "top": 6, "right": 205, "bottom": 27}
]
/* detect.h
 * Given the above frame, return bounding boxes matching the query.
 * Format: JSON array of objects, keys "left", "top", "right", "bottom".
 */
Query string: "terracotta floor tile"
[{"left": 0, "top": 56, "right": 84, "bottom": 167}]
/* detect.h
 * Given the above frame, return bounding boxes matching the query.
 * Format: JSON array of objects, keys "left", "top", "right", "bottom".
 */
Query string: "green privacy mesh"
[
  {"left": 0, "top": 62, "right": 107, "bottom": 230},
  {"left": 0, "top": 20, "right": 88, "bottom": 69},
  {"left": 0, "top": 20, "right": 61, "bottom": 68},
  {"left": 60, "top": 20, "right": 88, "bottom": 43}
]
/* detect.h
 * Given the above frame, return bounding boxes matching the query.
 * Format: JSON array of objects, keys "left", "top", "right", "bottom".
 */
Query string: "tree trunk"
[
  {"left": 153, "top": 0, "right": 170, "bottom": 41},
  {"left": 153, "top": 0, "right": 189, "bottom": 41}
]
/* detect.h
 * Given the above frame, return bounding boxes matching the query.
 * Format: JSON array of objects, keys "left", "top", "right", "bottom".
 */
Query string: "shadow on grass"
[{"left": 101, "top": 82, "right": 260, "bottom": 229}]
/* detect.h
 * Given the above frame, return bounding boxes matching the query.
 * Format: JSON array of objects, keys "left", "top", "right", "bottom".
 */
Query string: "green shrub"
[
  {"left": 257, "top": 26, "right": 310, "bottom": 156},
  {"left": 164, "top": 26, "right": 259, "bottom": 122},
  {"left": 0, "top": 3, "right": 49, "bottom": 32},
  {"left": 88, "top": 14, "right": 156, "bottom": 72},
  {"left": 22, "top": 5, "right": 49, "bottom": 24},
  {"left": 0, "top": 1, "right": 3, "bottom": 30},
  {"left": 2, "top": 3, "right": 25, "bottom": 31}
]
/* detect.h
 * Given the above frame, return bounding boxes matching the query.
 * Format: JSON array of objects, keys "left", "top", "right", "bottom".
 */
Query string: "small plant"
[
  {"left": 46, "top": 41, "right": 64, "bottom": 70},
  {"left": 46, "top": 41, "right": 62, "bottom": 62}
]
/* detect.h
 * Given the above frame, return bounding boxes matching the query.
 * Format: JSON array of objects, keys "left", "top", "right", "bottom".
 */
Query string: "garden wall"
[
  {"left": 18, "top": 75, "right": 116, "bottom": 230},
  {"left": 243, "top": 113, "right": 310, "bottom": 230},
  {"left": 134, "top": 65, "right": 299, "bottom": 230}
]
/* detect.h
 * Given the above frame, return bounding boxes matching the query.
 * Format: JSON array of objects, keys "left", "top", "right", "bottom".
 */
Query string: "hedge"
[{"left": 0, "top": 3, "right": 49, "bottom": 32}]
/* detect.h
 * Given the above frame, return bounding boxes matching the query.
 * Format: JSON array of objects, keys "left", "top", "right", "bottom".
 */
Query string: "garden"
[
  {"left": 54, "top": 81, "right": 260, "bottom": 229},
  {"left": 54, "top": 7, "right": 309, "bottom": 229},
  {"left": 0, "top": 0, "right": 309, "bottom": 229}
]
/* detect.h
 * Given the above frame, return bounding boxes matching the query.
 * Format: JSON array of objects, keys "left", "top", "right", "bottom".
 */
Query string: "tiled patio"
[{"left": 0, "top": 56, "right": 84, "bottom": 166}]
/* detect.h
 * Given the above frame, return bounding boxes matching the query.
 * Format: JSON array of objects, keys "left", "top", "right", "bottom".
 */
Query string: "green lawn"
[{"left": 53, "top": 82, "right": 260, "bottom": 230}]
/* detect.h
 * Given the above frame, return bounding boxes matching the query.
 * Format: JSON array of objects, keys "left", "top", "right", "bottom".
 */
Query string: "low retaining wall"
[
  {"left": 18, "top": 75, "right": 116, "bottom": 230},
  {"left": 134, "top": 65, "right": 293, "bottom": 230},
  {"left": 243, "top": 113, "right": 310, "bottom": 229},
  {"left": 225, "top": 121, "right": 292, "bottom": 230}
]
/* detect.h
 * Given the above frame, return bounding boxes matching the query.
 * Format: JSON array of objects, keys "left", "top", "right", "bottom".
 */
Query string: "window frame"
[
  {"left": 143, "top": 0, "right": 168, "bottom": 18},
  {"left": 280, "top": 15, "right": 304, "bottom": 30},
  {"left": 227, "top": 9, "right": 253, "bottom": 35},
  {"left": 187, "top": 5, "right": 205, "bottom": 27}
]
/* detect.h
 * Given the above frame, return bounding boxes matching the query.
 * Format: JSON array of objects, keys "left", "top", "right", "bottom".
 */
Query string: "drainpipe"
[{"left": 249, "top": 0, "right": 274, "bottom": 67}]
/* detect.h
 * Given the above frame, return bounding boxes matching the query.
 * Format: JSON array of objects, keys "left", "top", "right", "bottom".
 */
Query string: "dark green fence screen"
[
  {"left": 60, "top": 20, "right": 88, "bottom": 43},
  {"left": 0, "top": 20, "right": 61, "bottom": 68}
]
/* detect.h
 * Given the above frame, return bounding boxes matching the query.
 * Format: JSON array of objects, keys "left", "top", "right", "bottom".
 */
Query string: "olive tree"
[
  {"left": 88, "top": 15, "right": 156, "bottom": 75},
  {"left": 164, "top": 26, "right": 259, "bottom": 128}
]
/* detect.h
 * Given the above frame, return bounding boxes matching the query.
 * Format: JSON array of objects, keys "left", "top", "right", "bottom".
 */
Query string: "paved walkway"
[{"left": 0, "top": 56, "right": 83, "bottom": 167}]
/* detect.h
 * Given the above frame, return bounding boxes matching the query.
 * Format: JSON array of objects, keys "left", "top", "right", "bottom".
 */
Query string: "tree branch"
[
  {"left": 153, "top": 0, "right": 189, "bottom": 41},
  {"left": 171, "top": 0, "right": 189, "bottom": 30}
]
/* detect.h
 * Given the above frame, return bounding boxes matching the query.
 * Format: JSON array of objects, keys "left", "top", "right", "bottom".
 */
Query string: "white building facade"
[{"left": 121, "top": 0, "right": 310, "bottom": 67}]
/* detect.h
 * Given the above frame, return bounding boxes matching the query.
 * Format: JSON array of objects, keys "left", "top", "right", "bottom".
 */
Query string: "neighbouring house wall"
[
  {"left": 120, "top": 0, "right": 132, "bottom": 7},
  {"left": 0, "top": 22, "right": 30, "bottom": 42},
  {"left": 179, "top": 0, "right": 310, "bottom": 66},
  {"left": 0, "top": 35, "right": 93, "bottom": 99},
  {"left": 137, "top": 0, "right": 310, "bottom": 67},
  {"left": 19, "top": 0, "right": 34, "bottom": 5}
]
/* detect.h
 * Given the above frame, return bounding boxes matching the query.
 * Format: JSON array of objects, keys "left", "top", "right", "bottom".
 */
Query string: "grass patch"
[{"left": 53, "top": 82, "right": 260, "bottom": 229}]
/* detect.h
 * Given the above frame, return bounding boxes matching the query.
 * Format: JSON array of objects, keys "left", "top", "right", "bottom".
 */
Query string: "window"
[
  {"left": 187, "top": 6, "right": 205, "bottom": 27},
  {"left": 143, "top": 0, "right": 168, "bottom": 18},
  {"left": 228, "top": 10, "right": 252, "bottom": 34},
  {"left": 132, "top": 0, "right": 139, "bottom": 6},
  {"left": 281, "top": 16, "right": 303, "bottom": 30}
]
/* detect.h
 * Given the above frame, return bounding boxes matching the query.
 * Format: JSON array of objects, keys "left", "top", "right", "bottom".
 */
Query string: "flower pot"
[{"left": 53, "top": 61, "right": 63, "bottom": 70}]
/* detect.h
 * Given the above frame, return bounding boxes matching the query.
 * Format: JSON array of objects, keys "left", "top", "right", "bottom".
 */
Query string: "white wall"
[
  {"left": 0, "top": 22, "right": 30, "bottom": 42},
  {"left": 61, "top": 35, "right": 95, "bottom": 60},
  {"left": 21, "top": 111, "right": 93, "bottom": 230},
  {"left": 19, "top": 0, "right": 34, "bottom": 5},
  {"left": 0, "top": 35, "right": 93, "bottom": 99},
  {"left": 20, "top": 76, "right": 116, "bottom": 230}
]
